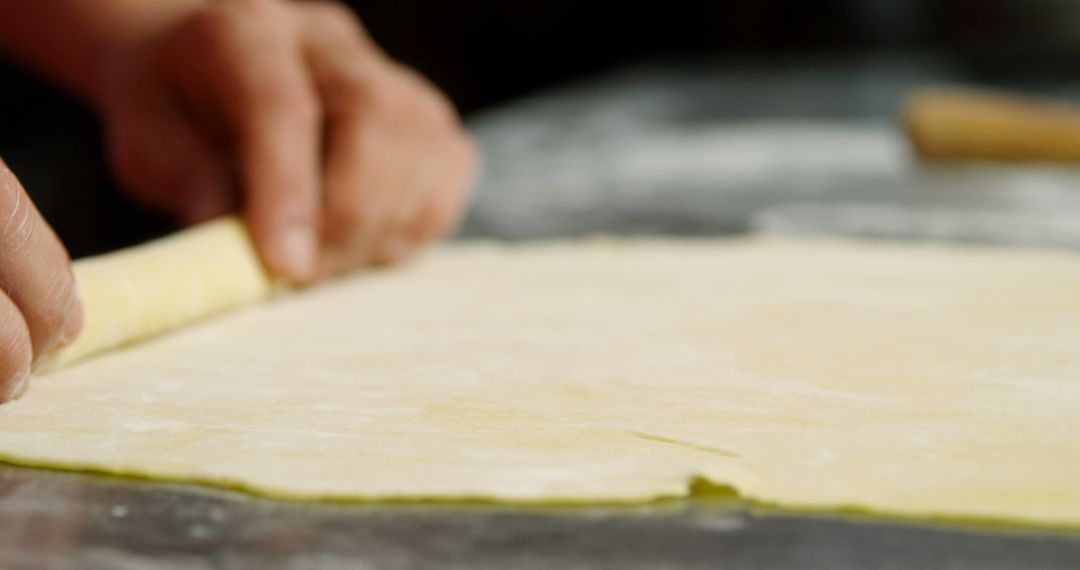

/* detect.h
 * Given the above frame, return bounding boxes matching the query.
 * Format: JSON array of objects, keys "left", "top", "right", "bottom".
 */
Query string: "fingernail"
[
  {"left": 4, "top": 372, "right": 29, "bottom": 403},
  {"left": 281, "top": 226, "right": 317, "bottom": 281},
  {"left": 58, "top": 300, "right": 84, "bottom": 348}
]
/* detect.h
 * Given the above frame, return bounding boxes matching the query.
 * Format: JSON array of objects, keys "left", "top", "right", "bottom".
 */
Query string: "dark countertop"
[{"left": 2, "top": 466, "right": 1079, "bottom": 570}]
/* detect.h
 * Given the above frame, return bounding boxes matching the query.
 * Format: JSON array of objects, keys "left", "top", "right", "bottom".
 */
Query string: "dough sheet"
[{"left": 4, "top": 233, "right": 1080, "bottom": 527}]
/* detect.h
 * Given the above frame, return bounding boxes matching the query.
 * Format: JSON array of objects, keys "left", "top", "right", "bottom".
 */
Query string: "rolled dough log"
[
  {"left": 40, "top": 218, "right": 271, "bottom": 371},
  {"left": 4, "top": 229, "right": 1080, "bottom": 528}
]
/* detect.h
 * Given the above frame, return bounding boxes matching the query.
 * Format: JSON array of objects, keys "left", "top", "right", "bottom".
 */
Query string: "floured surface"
[{"left": 1, "top": 238, "right": 1079, "bottom": 527}]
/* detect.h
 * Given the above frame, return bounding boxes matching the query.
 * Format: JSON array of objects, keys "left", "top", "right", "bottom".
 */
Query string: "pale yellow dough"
[
  {"left": 42, "top": 218, "right": 271, "bottom": 370},
  {"left": 4, "top": 228, "right": 1080, "bottom": 528}
]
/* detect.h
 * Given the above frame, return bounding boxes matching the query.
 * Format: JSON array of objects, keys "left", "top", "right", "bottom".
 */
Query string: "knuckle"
[
  {"left": 414, "top": 91, "right": 456, "bottom": 129},
  {"left": 364, "top": 72, "right": 402, "bottom": 108},
  {"left": 361, "top": 78, "right": 422, "bottom": 124},
  {"left": 393, "top": 65, "right": 457, "bottom": 121},
  {"left": 306, "top": 1, "right": 355, "bottom": 28},
  {"left": 369, "top": 70, "right": 459, "bottom": 133},
  {"left": 228, "top": 0, "right": 272, "bottom": 9},
  {"left": 182, "top": 0, "right": 280, "bottom": 49},
  {"left": 325, "top": 199, "right": 374, "bottom": 246},
  {"left": 328, "top": 67, "right": 450, "bottom": 125},
  {"left": 221, "top": 0, "right": 281, "bottom": 21},
  {"left": 303, "top": 1, "right": 373, "bottom": 45}
]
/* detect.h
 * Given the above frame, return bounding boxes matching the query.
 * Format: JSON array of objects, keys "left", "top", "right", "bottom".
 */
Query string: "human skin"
[
  {"left": 0, "top": 0, "right": 477, "bottom": 398},
  {"left": 0, "top": 160, "right": 81, "bottom": 401}
]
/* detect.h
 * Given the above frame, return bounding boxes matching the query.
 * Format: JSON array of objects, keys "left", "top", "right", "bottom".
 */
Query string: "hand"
[
  {"left": 96, "top": 0, "right": 477, "bottom": 283},
  {"left": 0, "top": 159, "right": 82, "bottom": 401}
]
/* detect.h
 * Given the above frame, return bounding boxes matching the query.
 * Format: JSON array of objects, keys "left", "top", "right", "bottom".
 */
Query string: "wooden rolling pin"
[
  {"left": 904, "top": 87, "right": 1080, "bottom": 164},
  {"left": 38, "top": 218, "right": 273, "bottom": 372}
]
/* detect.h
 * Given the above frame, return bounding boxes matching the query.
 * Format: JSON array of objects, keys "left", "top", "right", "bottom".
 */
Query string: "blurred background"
[
  {"left": 4, "top": 0, "right": 1080, "bottom": 255},
  {"left": 356, "top": 0, "right": 1080, "bottom": 112}
]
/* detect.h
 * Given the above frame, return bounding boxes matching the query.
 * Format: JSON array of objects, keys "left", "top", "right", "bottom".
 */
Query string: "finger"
[
  {"left": 296, "top": 4, "right": 393, "bottom": 275},
  {"left": 299, "top": 3, "right": 475, "bottom": 273},
  {"left": 367, "top": 125, "right": 478, "bottom": 266},
  {"left": 0, "top": 288, "right": 31, "bottom": 402},
  {"left": 366, "top": 140, "right": 443, "bottom": 267},
  {"left": 403, "top": 133, "right": 478, "bottom": 248},
  {"left": 351, "top": 65, "right": 468, "bottom": 266},
  {"left": 360, "top": 76, "right": 476, "bottom": 266},
  {"left": 176, "top": 2, "right": 322, "bottom": 282},
  {"left": 299, "top": 8, "right": 443, "bottom": 273},
  {"left": 295, "top": 1, "right": 387, "bottom": 80},
  {"left": 0, "top": 162, "right": 80, "bottom": 372},
  {"left": 317, "top": 113, "right": 384, "bottom": 275},
  {"left": 322, "top": 89, "right": 469, "bottom": 270},
  {"left": 106, "top": 86, "right": 235, "bottom": 225}
]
